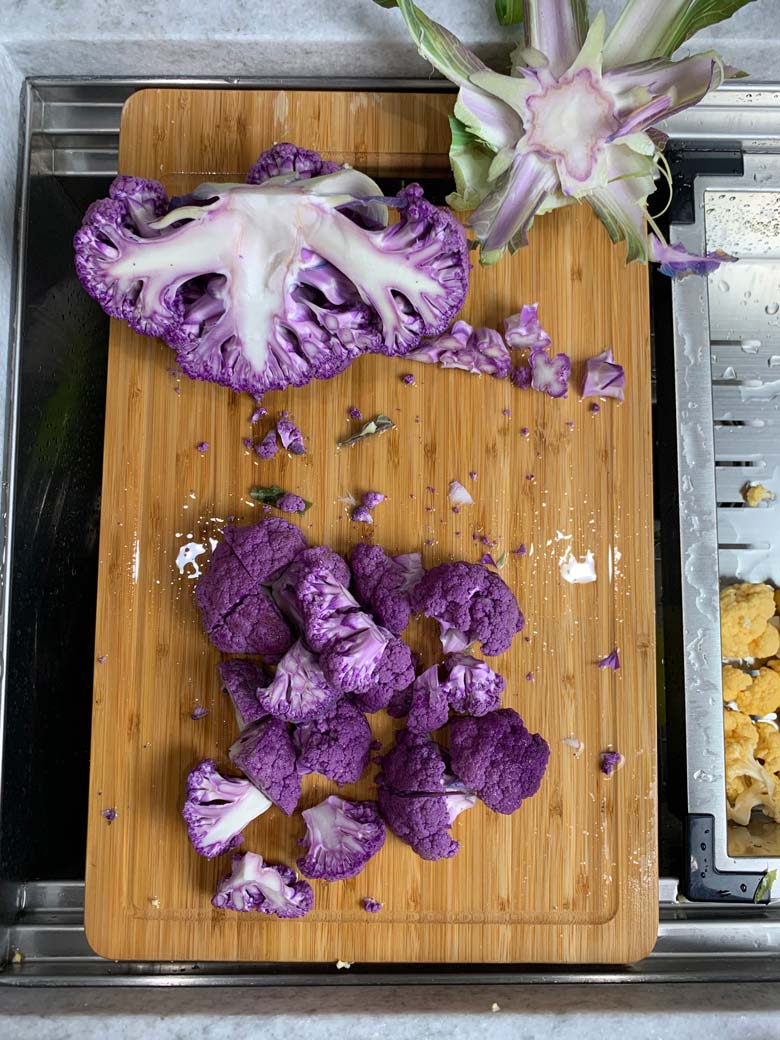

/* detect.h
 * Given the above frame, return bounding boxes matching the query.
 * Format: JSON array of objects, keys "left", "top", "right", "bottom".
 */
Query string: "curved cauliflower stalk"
[
  {"left": 442, "top": 652, "right": 505, "bottom": 716},
  {"left": 297, "top": 795, "right": 386, "bottom": 881},
  {"left": 259, "top": 638, "right": 342, "bottom": 722},
  {"left": 182, "top": 759, "right": 271, "bottom": 859},
  {"left": 73, "top": 159, "right": 469, "bottom": 397},
  {"left": 219, "top": 659, "right": 267, "bottom": 728},
  {"left": 294, "top": 699, "right": 372, "bottom": 785},
  {"left": 376, "top": 730, "right": 476, "bottom": 860},
  {"left": 212, "top": 851, "right": 314, "bottom": 918},
  {"left": 449, "top": 708, "right": 549, "bottom": 814},
  {"left": 229, "top": 718, "right": 301, "bottom": 815},
  {"left": 410, "top": 561, "right": 524, "bottom": 656},
  {"left": 720, "top": 583, "right": 778, "bottom": 660},
  {"left": 350, "top": 544, "right": 424, "bottom": 634}
]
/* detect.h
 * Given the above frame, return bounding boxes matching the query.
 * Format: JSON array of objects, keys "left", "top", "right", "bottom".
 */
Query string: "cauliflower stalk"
[
  {"left": 212, "top": 852, "right": 313, "bottom": 917},
  {"left": 74, "top": 146, "right": 470, "bottom": 398}
]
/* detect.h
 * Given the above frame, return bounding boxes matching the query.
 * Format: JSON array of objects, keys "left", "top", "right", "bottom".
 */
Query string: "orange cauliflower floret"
[
  {"left": 742, "top": 483, "right": 774, "bottom": 507},
  {"left": 722, "top": 664, "right": 752, "bottom": 703},
  {"left": 724, "top": 710, "right": 780, "bottom": 824},
  {"left": 756, "top": 723, "right": 780, "bottom": 774},
  {"left": 720, "top": 583, "right": 777, "bottom": 659},
  {"left": 735, "top": 667, "right": 780, "bottom": 716}
]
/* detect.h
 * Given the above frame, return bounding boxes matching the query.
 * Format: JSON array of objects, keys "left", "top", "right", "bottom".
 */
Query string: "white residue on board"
[
  {"left": 559, "top": 547, "right": 596, "bottom": 584},
  {"left": 176, "top": 541, "right": 207, "bottom": 579},
  {"left": 131, "top": 537, "right": 140, "bottom": 584}
]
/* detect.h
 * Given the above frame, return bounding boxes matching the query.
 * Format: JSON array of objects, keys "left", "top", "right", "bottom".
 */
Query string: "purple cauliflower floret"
[
  {"left": 362, "top": 896, "right": 383, "bottom": 913},
  {"left": 294, "top": 698, "right": 371, "bottom": 785},
  {"left": 255, "top": 429, "right": 279, "bottom": 459},
  {"left": 362, "top": 491, "right": 385, "bottom": 509},
  {"left": 386, "top": 683, "right": 413, "bottom": 718},
  {"left": 510, "top": 364, "right": 532, "bottom": 389},
  {"left": 449, "top": 708, "right": 549, "bottom": 814},
  {"left": 297, "top": 795, "right": 386, "bottom": 881},
  {"left": 258, "top": 638, "right": 341, "bottom": 722},
  {"left": 349, "top": 544, "right": 423, "bottom": 634},
  {"left": 406, "top": 664, "right": 450, "bottom": 733},
  {"left": 246, "top": 142, "right": 342, "bottom": 185},
  {"left": 600, "top": 750, "right": 623, "bottom": 776},
  {"left": 182, "top": 758, "right": 271, "bottom": 859},
  {"left": 276, "top": 493, "right": 307, "bottom": 514},
  {"left": 351, "top": 504, "right": 374, "bottom": 524},
  {"left": 410, "top": 561, "right": 524, "bottom": 656},
  {"left": 323, "top": 624, "right": 415, "bottom": 705},
  {"left": 277, "top": 418, "right": 306, "bottom": 455},
  {"left": 376, "top": 731, "right": 476, "bottom": 860},
  {"left": 270, "top": 546, "right": 350, "bottom": 630},
  {"left": 442, "top": 653, "right": 505, "bottom": 716},
  {"left": 212, "top": 851, "right": 313, "bottom": 918},
  {"left": 529, "top": 349, "right": 571, "bottom": 398},
  {"left": 218, "top": 659, "right": 267, "bottom": 728},
  {"left": 377, "top": 788, "right": 474, "bottom": 861},
  {"left": 295, "top": 559, "right": 364, "bottom": 652},
  {"left": 229, "top": 718, "right": 301, "bottom": 815},
  {"left": 406, "top": 320, "right": 511, "bottom": 378},
  {"left": 503, "top": 305, "right": 551, "bottom": 351},
  {"left": 73, "top": 160, "right": 469, "bottom": 399},
  {"left": 221, "top": 517, "right": 308, "bottom": 583}
]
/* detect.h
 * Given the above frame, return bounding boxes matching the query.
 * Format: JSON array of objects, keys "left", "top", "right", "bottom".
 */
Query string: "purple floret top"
[
  {"left": 229, "top": 718, "right": 301, "bottom": 816},
  {"left": 294, "top": 698, "right": 371, "bottom": 785}
]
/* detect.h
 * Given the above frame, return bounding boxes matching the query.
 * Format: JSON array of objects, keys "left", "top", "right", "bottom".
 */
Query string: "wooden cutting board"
[{"left": 85, "top": 88, "right": 657, "bottom": 964}]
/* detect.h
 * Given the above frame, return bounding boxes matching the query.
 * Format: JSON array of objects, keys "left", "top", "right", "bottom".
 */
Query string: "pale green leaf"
[{"left": 495, "top": 0, "right": 523, "bottom": 25}]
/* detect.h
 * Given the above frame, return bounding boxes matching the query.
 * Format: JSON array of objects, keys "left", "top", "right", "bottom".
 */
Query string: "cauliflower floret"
[
  {"left": 751, "top": 623, "right": 780, "bottom": 661},
  {"left": 735, "top": 667, "right": 780, "bottom": 716},
  {"left": 722, "top": 664, "right": 752, "bottom": 703},
  {"left": 756, "top": 723, "right": 780, "bottom": 774},
  {"left": 742, "top": 482, "right": 774, "bottom": 507},
  {"left": 720, "top": 583, "right": 776, "bottom": 659},
  {"left": 724, "top": 709, "right": 759, "bottom": 803}
]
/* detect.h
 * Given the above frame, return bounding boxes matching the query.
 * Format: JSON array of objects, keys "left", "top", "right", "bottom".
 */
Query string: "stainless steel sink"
[{"left": 3, "top": 77, "right": 780, "bottom": 985}]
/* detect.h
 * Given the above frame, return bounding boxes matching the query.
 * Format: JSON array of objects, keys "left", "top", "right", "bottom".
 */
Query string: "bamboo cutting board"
[{"left": 85, "top": 88, "right": 657, "bottom": 964}]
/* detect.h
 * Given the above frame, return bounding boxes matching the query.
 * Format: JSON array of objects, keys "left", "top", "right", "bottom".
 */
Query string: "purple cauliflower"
[
  {"left": 195, "top": 541, "right": 293, "bottom": 657},
  {"left": 376, "top": 730, "right": 476, "bottom": 861},
  {"left": 255, "top": 429, "right": 279, "bottom": 459},
  {"left": 218, "top": 659, "right": 267, "bottom": 727},
  {"left": 212, "top": 851, "right": 313, "bottom": 918},
  {"left": 294, "top": 698, "right": 371, "bottom": 785},
  {"left": 258, "top": 638, "right": 341, "bottom": 723},
  {"left": 410, "top": 561, "right": 524, "bottom": 656},
  {"left": 276, "top": 493, "right": 307, "bottom": 514},
  {"left": 442, "top": 653, "right": 505, "bottom": 716},
  {"left": 503, "top": 305, "right": 551, "bottom": 351},
  {"left": 600, "top": 750, "right": 623, "bottom": 776},
  {"left": 295, "top": 558, "right": 363, "bottom": 652},
  {"left": 182, "top": 759, "right": 271, "bottom": 858},
  {"left": 222, "top": 518, "right": 307, "bottom": 583},
  {"left": 277, "top": 417, "right": 306, "bottom": 455},
  {"left": 350, "top": 544, "right": 423, "bottom": 634},
  {"left": 297, "top": 795, "right": 386, "bottom": 881},
  {"left": 270, "top": 546, "right": 350, "bottom": 630},
  {"left": 529, "top": 349, "right": 571, "bottom": 398},
  {"left": 362, "top": 491, "right": 385, "bottom": 510},
  {"left": 246, "top": 142, "right": 342, "bottom": 185},
  {"left": 73, "top": 158, "right": 469, "bottom": 398},
  {"left": 449, "top": 708, "right": 549, "bottom": 814},
  {"left": 406, "top": 320, "right": 511, "bottom": 378},
  {"left": 351, "top": 505, "right": 374, "bottom": 524},
  {"left": 321, "top": 621, "right": 415, "bottom": 702},
  {"left": 362, "top": 897, "right": 383, "bottom": 913},
  {"left": 406, "top": 664, "right": 450, "bottom": 733},
  {"left": 229, "top": 718, "right": 301, "bottom": 815}
]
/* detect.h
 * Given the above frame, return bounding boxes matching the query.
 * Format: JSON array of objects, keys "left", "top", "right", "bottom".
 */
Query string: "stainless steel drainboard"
[{"left": 4, "top": 77, "right": 780, "bottom": 986}]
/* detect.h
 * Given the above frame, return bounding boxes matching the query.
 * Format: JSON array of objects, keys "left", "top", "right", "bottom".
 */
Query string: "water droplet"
[
  {"left": 744, "top": 290, "right": 752, "bottom": 299},
  {"left": 766, "top": 302, "right": 779, "bottom": 315},
  {"left": 693, "top": 769, "right": 714, "bottom": 783},
  {"left": 718, "top": 280, "right": 730, "bottom": 293},
  {"left": 741, "top": 340, "right": 761, "bottom": 355}
]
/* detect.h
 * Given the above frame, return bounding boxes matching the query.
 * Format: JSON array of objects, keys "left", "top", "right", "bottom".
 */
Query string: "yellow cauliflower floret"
[
  {"left": 750, "top": 623, "right": 780, "bottom": 660},
  {"left": 722, "top": 664, "right": 752, "bottom": 703},
  {"left": 729, "top": 778, "right": 780, "bottom": 825},
  {"left": 720, "top": 583, "right": 776, "bottom": 658},
  {"left": 735, "top": 667, "right": 780, "bottom": 716},
  {"left": 742, "top": 483, "right": 775, "bottom": 507},
  {"left": 724, "top": 710, "right": 759, "bottom": 803},
  {"left": 756, "top": 723, "right": 780, "bottom": 773}
]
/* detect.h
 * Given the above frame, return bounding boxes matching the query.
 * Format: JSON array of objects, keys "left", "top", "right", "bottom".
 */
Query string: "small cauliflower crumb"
[
  {"left": 149, "top": 897, "right": 161, "bottom": 909},
  {"left": 336, "top": 960, "right": 352, "bottom": 970},
  {"left": 720, "top": 583, "right": 777, "bottom": 659},
  {"left": 491, "top": 1002, "right": 501, "bottom": 1013},
  {"left": 12, "top": 949, "right": 24, "bottom": 965},
  {"left": 742, "top": 483, "right": 774, "bottom": 507}
]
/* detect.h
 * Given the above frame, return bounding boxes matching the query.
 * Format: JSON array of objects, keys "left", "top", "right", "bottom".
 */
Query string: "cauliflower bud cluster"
[
  {"left": 183, "top": 517, "right": 548, "bottom": 914},
  {"left": 721, "top": 583, "right": 780, "bottom": 826}
]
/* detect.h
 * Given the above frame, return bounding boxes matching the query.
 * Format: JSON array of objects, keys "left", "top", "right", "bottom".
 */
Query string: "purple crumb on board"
[
  {"left": 452, "top": 506, "right": 460, "bottom": 514},
  {"left": 97, "top": 655, "right": 107, "bottom": 664},
  {"left": 469, "top": 471, "right": 477, "bottom": 480},
  {"left": 101, "top": 808, "right": 117, "bottom": 824},
  {"left": 591, "top": 404, "right": 601, "bottom": 414},
  {"left": 600, "top": 751, "right": 623, "bottom": 776},
  {"left": 243, "top": 437, "right": 252, "bottom": 449},
  {"left": 196, "top": 441, "right": 209, "bottom": 453},
  {"left": 480, "top": 553, "right": 496, "bottom": 567},
  {"left": 521, "top": 427, "right": 529, "bottom": 436},
  {"left": 426, "top": 486, "right": 435, "bottom": 494},
  {"left": 525, "top": 474, "right": 535, "bottom": 481},
  {"left": 362, "top": 897, "right": 383, "bottom": 913},
  {"left": 250, "top": 406, "right": 268, "bottom": 422},
  {"left": 369, "top": 739, "right": 382, "bottom": 752},
  {"left": 191, "top": 706, "right": 208, "bottom": 720},
  {"left": 402, "top": 374, "right": 415, "bottom": 385},
  {"left": 598, "top": 648, "right": 621, "bottom": 671},
  {"left": 525, "top": 672, "right": 534, "bottom": 682},
  {"left": 513, "top": 544, "right": 527, "bottom": 555},
  {"left": 566, "top": 420, "right": 575, "bottom": 429},
  {"left": 424, "top": 539, "right": 434, "bottom": 546},
  {"left": 348, "top": 406, "right": 362, "bottom": 420},
  {"left": 502, "top": 408, "right": 511, "bottom": 417}
]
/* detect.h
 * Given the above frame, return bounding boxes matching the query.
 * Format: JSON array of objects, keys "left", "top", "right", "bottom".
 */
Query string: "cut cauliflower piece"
[
  {"left": 722, "top": 664, "right": 752, "bottom": 703},
  {"left": 756, "top": 723, "right": 780, "bottom": 774},
  {"left": 734, "top": 667, "right": 780, "bottom": 716},
  {"left": 720, "top": 583, "right": 777, "bottom": 659},
  {"left": 729, "top": 778, "right": 780, "bottom": 825},
  {"left": 742, "top": 483, "right": 774, "bottom": 507},
  {"left": 724, "top": 710, "right": 779, "bottom": 823},
  {"left": 750, "top": 623, "right": 780, "bottom": 661}
]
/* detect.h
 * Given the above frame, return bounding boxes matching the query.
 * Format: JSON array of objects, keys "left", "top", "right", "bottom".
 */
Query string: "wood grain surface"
[{"left": 85, "top": 88, "right": 657, "bottom": 964}]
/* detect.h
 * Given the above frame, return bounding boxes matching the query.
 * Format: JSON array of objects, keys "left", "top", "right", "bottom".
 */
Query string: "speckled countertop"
[{"left": 0, "top": 0, "right": 778, "bottom": 1025}]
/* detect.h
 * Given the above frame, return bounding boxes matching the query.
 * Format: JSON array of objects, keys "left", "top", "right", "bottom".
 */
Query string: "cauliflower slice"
[
  {"left": 720, "top": 583, "right": 776, "bottom": 659},
  {"left": 756, "top": 723, "right": 780, "bottom": 774},
  {"left": 722, "top": 664, "right": 752, "bottom": 703}
]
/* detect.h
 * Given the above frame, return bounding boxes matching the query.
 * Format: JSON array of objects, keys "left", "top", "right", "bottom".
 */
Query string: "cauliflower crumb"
[
  {"left": 491, "top": 1002, "right": 501, "bottom": 1013},
  {"left": 149, "top": 897, "right": 161, "bottom": 909},
  {"left": 720, "top": 583, "right": 777, "bottom": 659},
  {"left": 335, "top": 960, "right": 352, "bottom": 970},
  {"left": 11, "top": 949, "right": 24, "bottom": 965},
  {"left": 742, "top": 483, "right": 774, "bottom": 507}
]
